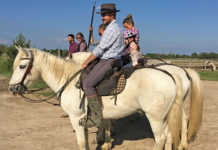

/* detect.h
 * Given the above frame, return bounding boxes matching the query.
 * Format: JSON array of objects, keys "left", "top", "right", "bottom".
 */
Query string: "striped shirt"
[{"left": 93, "top": 20, "right": 125, "bottom": 59}]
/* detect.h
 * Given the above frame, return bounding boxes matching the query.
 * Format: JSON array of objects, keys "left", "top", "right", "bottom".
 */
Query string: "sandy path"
[{"left": 0, "top": 76, "right": 217, "bottom": 150}]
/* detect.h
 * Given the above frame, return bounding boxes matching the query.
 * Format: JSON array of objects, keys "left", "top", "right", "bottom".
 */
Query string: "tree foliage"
[
  {"left": 0, "top": 33, "right": 218, "bottom": 75},
  {"left": 12, "top": 33, "right": 31, "bottom": 48},
  {"left": 145, "top": 52, "right": 218, "bottom": 59}
]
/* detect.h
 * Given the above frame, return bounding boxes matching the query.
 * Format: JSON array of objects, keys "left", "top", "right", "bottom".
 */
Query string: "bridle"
[
  {"left": 9, "top": 51, "right": 34, "bottom": 95},
  {"left": 19, "top": 51, "right": 34, "bottom": 87}
]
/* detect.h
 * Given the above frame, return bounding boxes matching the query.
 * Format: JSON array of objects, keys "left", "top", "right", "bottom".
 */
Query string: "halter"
[{"left": 20, "top": 51, "right": 34, "bottom": 86}]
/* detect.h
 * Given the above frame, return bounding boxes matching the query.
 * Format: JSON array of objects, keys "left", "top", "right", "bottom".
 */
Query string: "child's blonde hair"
[{"left": 123, "top": 14, "right": 135, "bottom": 26}]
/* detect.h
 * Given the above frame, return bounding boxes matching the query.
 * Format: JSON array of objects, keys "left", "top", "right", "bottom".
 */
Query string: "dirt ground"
[{"left": 0, "top": 75, "right": 218, "bottom": 150}]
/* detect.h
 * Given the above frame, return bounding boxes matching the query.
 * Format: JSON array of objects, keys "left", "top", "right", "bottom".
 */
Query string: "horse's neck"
[{"left": 34, "top": 51, "right": 80, "bottom": 92}]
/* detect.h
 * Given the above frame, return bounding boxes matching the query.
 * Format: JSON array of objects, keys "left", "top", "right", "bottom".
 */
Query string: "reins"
[{"left": 20, "top": 69, "right": 83, "bottom": 104}]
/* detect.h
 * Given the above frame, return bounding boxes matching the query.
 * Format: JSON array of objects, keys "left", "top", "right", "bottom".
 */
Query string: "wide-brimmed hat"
[{"left": 97, "top": 3, "right": 120, "bottom": 15}]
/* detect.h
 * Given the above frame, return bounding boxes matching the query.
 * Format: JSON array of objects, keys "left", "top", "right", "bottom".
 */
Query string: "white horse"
[
  {"left": 70, "top": 52, "right": 204, "bottom": 150},
  {"left": 204, "top": 61, "right": 217, "bottom": 71},
  {"left": 8, "top": 48, "right": 201, "bottom": 150}
]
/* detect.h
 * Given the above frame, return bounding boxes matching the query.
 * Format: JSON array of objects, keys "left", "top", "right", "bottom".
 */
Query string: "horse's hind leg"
[
  {"left": 146, "top": 114, "right": 167, "bottom": 150},
  {"left": 178, "top": 108, "right": 188, "bottom": 150}
]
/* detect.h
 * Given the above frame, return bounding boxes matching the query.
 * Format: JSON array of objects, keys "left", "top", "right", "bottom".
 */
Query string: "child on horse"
[
  {"left": 124, "top": 30, "right": 143, "bottom": 66},
  {"left": 123, "top": 14, "right": 139, "bottom": 44}
]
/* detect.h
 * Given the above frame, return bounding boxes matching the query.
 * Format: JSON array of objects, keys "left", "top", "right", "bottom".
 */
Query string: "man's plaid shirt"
[{"left": 93, "top": 20, "right": 125, "bottom": 59}]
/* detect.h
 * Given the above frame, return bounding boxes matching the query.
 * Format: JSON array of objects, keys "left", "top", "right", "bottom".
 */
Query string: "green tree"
[
  {"left": 0, "top": 44, "right": 7, "bottom": 56},
  {"left": 5, "top": 46, "right": 17, "bottom": 60},
  {"left": 13, "top": 33, "right": 31, "bottom": 48}
]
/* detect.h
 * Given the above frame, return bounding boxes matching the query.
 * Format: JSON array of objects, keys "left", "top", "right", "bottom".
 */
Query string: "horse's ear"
[
  {"left": 15, "top": 46, "right": 21, "bottom": 51},
  {"left": 15, "top": 46, "right": 28, "bottom": 56}
]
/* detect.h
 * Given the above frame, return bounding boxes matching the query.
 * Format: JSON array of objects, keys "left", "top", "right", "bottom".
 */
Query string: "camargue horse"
[
  {"left": 8, "top": 47, "right": 198, "bottom": 150},
  {"left": 69, "top": 52, "right": 204, "bottom": 150}
]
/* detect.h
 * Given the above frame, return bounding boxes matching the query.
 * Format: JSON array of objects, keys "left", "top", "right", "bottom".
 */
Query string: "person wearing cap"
[{"left": 80, "top": 3, "right": 125, "bottom": 128}]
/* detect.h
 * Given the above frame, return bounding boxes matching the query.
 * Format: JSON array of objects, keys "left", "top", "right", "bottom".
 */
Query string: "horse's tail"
[
  {"left": 167, "top": 74, "right": 183, "bottom": 149},
  {"left": 185, "top": 68, "right": 204, "bottom": 142}
]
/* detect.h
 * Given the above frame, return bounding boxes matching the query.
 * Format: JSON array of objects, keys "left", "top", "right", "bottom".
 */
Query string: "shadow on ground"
[{"left": 111, "top": 113, "right": 154, "bottom": 148}]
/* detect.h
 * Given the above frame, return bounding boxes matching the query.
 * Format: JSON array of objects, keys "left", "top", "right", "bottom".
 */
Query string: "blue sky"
[{"left": 0, "top": 0, "right": 217, "bottom": 54}]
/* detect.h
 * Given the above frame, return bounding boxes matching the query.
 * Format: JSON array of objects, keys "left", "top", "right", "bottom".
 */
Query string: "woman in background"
[{"left": 76, "top": 32, "right": 87, "bottom": 52}]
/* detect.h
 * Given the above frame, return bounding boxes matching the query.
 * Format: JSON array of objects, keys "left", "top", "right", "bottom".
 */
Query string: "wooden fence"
[{"left": 170, "top": 59, "right": 218, "bottom": 71}]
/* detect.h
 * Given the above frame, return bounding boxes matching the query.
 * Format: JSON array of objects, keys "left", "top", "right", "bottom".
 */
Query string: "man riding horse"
[{"left": 80, "top": 3, "right": 125, "bottom": 128}]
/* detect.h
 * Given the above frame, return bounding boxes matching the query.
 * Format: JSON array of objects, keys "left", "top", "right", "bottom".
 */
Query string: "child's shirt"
[
  {"left": 124, "top": 27, "right": 140, "bottom": 43},
  {"left": 128, "top": 42, "right": 143, "bottom": 66}
]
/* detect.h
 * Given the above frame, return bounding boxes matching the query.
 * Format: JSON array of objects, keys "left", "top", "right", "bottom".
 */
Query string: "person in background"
[
  {"left": 124, "top": 30, "right": 143, "bottom": 66},
  {"left": 76, "top": 32, "right": 87, "bottom": 52},
  {"left": 89, "top": 24, "right": 108, "bottom": 46},
  {"left": 123, "top": 14, "right": 139, "bottom": 44},
  {"left": 67, "top": 34, "right": 78, "bottom": 59}
]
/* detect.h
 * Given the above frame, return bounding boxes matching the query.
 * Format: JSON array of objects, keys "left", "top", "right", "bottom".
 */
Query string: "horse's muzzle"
[{"left": 8, "top": 84, "right": 27, "bottom": 95}]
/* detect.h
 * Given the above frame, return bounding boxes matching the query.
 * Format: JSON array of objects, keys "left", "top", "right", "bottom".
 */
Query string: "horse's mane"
[
  {"left": 70, "top": 51, "right": 91, "bottom": 64},
  {"left": 31, "top": 49, "right": 83, "bottom": 83}
]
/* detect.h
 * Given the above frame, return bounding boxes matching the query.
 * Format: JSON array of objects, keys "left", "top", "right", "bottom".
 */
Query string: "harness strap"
[
  {"left": 151, "top": 63, "right": 192, "bottom": 81},
  {"left": 150, "top": 67, "right": 176, "bottom": 84},
  {"left": 148, "top": 62, "right": 193, "bottom": 101},
  {"left": 20, "top": 51, "right": 34, "bottom": 86}
]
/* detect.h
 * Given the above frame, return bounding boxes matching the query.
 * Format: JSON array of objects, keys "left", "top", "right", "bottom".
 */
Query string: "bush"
[{"left": 0, "top": 53, "right": 13, "bottom": 75}]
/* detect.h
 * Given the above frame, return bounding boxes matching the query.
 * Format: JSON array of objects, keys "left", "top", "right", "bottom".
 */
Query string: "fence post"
[{"left": 58, "top": 49, "right": 61, "bottom": 57}]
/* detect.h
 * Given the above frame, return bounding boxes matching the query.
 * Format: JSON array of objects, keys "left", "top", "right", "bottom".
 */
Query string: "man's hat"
[{"left": 97, "top": 3, "right": 120, "bottom": 14}]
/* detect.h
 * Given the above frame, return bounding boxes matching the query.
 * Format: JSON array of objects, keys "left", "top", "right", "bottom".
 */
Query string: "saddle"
[{"left": 77, "top": 58, "right": 137, "bottom": 97}]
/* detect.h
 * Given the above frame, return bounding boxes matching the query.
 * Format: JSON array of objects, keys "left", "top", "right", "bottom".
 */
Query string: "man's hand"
[
  {"left": 81, "top": 63, "right": 88, "bottom": 69},
  {"left": 89, "top": 26, "right": 94, "bottom": 44},
  {"left": 81, "top": 53, "right": 97, "bottom": 70},
  {"left": 89, "top": 26, "right": 93, "bottom": 32}
]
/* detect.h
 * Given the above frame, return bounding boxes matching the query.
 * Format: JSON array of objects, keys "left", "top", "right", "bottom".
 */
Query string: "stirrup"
[{"left": 79, "top": 115, "right": 96, "bottom": 128}]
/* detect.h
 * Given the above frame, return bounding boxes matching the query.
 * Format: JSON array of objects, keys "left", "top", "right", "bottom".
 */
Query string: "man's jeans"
[{"left": 83, "top": 59, "right": 115, "bottom": 96}]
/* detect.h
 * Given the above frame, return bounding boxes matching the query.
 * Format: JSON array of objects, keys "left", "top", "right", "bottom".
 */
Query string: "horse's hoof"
[
  {"left": 178, "top": 142, "right": 188, "bottom": 150},
  {"left": 101, "top": 142, "right": 112, "bottom": 150},
  {"left": 60, "top": 114, "right": 69, "bottom": 118},
  {"left": 91, "top": 139, "right": 97, "bottom": 144},
  {"left": 178, "top": 145, "right": 188, "bottom": 150},
  {"left": 79, "top": 117, "right": 95, "bottom": 128}
]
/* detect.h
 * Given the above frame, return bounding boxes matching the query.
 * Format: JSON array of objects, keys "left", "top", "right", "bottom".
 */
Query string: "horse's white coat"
[
  {"left": 9, "top": 48, "right": 201, "bottom": 150},
  {"left": 69, "top": 52, "right": 203, "bottom": 150}
]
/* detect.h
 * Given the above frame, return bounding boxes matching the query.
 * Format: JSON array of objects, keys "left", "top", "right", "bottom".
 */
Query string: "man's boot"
[{"left": 79, "top": 95, "right": 103, "bottom": 128}]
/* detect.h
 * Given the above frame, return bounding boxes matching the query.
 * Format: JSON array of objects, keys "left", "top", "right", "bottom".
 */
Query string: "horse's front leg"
[{"left": 69, "top": 115, "right": 89, "bottom": 150}]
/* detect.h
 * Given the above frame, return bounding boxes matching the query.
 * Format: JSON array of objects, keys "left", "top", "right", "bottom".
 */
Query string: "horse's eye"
[{"left": 19, "top": 65, "right": 26, "bottom": 69}]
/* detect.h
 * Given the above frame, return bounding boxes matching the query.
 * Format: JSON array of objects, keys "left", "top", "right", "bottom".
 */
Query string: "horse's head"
[{"left": 8, "top": 47, "right": 40, "bottom": 95}]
